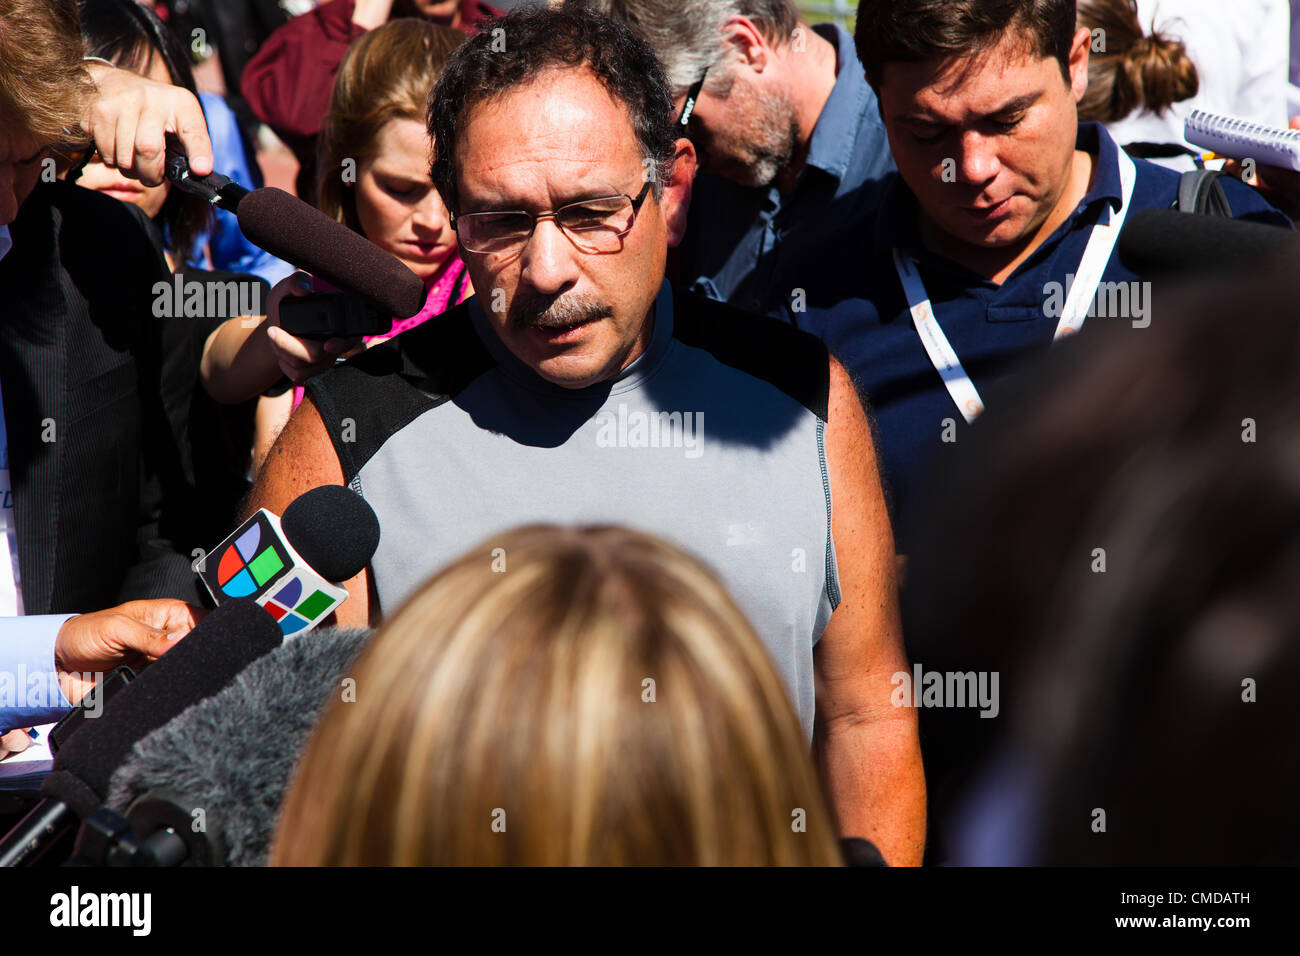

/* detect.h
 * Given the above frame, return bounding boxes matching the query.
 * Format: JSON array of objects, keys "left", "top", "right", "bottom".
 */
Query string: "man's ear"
[
  {"left": 663, "top": 137, "right": 696, "bottom": 248},
  {"left": 1068, "top": 26, "right": 1091, "bottom": 103},
  {"left": 720, "top": 14, "right": 770, "bottom": 73}
]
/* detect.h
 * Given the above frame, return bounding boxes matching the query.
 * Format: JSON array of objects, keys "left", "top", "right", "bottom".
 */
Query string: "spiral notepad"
[{"left": 1184, "top": 110, "right": 1300, "bottom": 172}]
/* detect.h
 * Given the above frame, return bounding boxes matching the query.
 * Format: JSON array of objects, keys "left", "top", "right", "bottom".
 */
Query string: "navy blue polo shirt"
[
  {"left": 679, "top": 23, "right": 894, "bottom": 316},
  {"left": 795, "top": 122, "right": 1290, "bottom": 543}
]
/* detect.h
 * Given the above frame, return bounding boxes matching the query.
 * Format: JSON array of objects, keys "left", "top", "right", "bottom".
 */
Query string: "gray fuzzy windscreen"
[{"left": 105, "top": 627, "right": 373, "bottom": 866}]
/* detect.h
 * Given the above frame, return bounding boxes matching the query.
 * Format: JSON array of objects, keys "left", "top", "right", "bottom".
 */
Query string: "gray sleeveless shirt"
[{"left": 308, "top": 281, "right": 839, "bottom": 737}]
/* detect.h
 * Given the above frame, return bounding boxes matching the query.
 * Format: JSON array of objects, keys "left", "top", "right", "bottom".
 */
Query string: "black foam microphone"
[
  {"left": 1118, "top": 208, "right": 1299, "bottom": 277},
  {"left": 163, "top": 150, "right": 427, "bottom": 319},
  {"left": 238, "top": 188, "right": 427, "bottom": 318},
  {"left": 105, "top": 627, "right": 373, "bottom": 866},
  {"left": 0, "top": 600, "right": 282, "bottom": 867},
  {"left": 281, "top": 485, "right": 382, "bottom": 585}
]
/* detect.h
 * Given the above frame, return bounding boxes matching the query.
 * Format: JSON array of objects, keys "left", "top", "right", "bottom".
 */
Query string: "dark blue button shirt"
[
  {"left": 796, "top": 122, "right": 1291, "bottom": 542},
  {"left": 679, "top": 23, "right": 894, "bottom": 316}
]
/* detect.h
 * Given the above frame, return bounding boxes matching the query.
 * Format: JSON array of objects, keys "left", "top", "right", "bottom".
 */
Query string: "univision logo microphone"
[{"left": 197, "top": 510, "right": 348, "bottom": 635}]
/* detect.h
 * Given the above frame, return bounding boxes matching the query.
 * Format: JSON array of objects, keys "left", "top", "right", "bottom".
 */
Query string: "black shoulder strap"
[{"left": 1176, "top": 168, "right": 1234, "bottom": 217}]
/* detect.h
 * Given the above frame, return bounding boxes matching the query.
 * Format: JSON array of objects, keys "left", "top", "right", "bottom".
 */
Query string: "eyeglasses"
[
  {"left": 453, "top": 181, "right": 653, "bottom": 256},
  {"left": 675, "top": 67, "right": 709, "bottom": 138}
]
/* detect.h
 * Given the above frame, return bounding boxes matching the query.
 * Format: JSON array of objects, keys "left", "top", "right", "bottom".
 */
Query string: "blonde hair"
[
  {"left": 316, "top": 18, "right": 466, "bottom": 233},
  {"left": 0, "top": 0, "right": 94, "bottom": 141},
  {"left": 272, "top": 525, "right": 844, "bottom": 866}
]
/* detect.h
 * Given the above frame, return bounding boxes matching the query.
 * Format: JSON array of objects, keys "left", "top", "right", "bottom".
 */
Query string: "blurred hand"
[
  {"left": 1221, "top": 116, "right": 1300, "bottom": 225},
  {"left": 351, "top": 0, "right": 395, "bottom": 29},
  {"left": 55, "top": 599, "right": 205, "bottom": 704},
  {"left": 0, "top": 728, "right": 33, "bottom": 759},
  {"left": 265, "top": 271, "right": 364, "bottom": 385},
  {"left": 81, "top": 61, "right": 213, "bottom": 186}
]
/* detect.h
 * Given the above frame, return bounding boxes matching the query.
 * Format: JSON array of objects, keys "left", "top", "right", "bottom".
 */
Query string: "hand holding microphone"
[
  {"left": 81, "top": 64, "right": 213, "bottom": 185},
  {"left": 53, "top": 600, "right": 204, "bottom": 705},
  {"left": 174, "top": 146, "right": 428, "bottom": 404},
  {"left": 265, "top": 272, "right": 366, "bottom": 385}
]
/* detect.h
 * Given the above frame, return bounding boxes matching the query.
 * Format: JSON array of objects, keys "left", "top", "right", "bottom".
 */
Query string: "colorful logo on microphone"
[
  {"left": 212, "top": 514, "right": 290, "bottom": 600},
  {"left": 200, "top": 510, "right": 347, "bottom": 635},
  {"left": 259, "top": 574, "right": 337, "bottom": 635}
]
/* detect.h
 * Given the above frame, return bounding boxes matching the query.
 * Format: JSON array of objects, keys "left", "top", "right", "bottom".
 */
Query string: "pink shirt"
[{"left": 292, "top": 256, "right": 471, "bottom": 410}]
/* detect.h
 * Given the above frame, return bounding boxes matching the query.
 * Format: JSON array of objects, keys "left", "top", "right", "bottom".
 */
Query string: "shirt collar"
[
  {"left": 1075, "top": 121, "right": 1124, "bottom": 211},
  {"left": 875, "top": 120, "right": 1125, "bottom": 254},
  {"left": 804, "top": 23, "right": 873, "bottom": 187}
]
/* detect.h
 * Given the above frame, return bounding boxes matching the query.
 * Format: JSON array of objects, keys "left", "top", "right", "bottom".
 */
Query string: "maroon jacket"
[{"left": 241, "top": 0, "right": 499, "bottom": 198}]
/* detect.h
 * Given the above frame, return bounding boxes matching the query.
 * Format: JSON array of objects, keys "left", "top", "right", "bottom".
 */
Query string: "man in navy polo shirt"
[
  {"left": 799, "top": 0, "right": 1289, "bottom": 543},
  {"left": 579, "top": 0, "right": 895, "bottom": 316}
]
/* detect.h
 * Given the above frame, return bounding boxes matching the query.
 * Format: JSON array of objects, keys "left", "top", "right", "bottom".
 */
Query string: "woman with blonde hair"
[
  {"left": 200, "top": 19, "right": 472, "bottom": 468},
  {"left": 271, "top": 525, "right": 849, "bottom": 866}
]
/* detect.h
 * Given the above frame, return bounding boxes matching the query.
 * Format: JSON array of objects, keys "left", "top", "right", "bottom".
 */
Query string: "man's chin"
[
  {"left": 511, "top": 336, "right": 609, "bottom": 389},
  {"left": 531, "top": 358, "right": 612, "bottom": 390},
  {"left": 940, "top": 213, "right": 1032, "bottom": 251}
]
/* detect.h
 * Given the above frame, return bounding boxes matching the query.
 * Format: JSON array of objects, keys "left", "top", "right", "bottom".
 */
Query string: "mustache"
[{"left": 507, "top": 293, "right": 613, "bottom": 330}]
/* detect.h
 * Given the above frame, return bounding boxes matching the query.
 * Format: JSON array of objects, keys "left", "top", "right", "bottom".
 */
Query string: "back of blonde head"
[{"left": 272, "top": 525, "right": 843, "bottom": 865}]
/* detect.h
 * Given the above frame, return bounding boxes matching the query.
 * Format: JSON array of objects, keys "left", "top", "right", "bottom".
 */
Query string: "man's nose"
[
  {"left": 518, "top": 217, "right": 580, "bottom": 295},
  {"left": 953, "top": 131, "right": 1000, "bottom": 187}
]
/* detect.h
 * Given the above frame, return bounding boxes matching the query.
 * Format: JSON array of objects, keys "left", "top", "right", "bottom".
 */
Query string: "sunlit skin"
[
  {"left": 877, "top": 27, "right": 1094, "bottom": 284},
  {"left": 455, "top": 66, "right": 694, "bottom": 389},
  {"left": 354, "top": 117, "right": 458, "bottom": 282},
  {"left": 76, "top": 53, "right": 174, "bottom": 220}
]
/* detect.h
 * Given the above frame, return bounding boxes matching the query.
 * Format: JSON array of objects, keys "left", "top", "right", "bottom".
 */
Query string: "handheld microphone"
[
  {"left": 163, "top": 150, "right": 427, "bottom": 319},
  {"left": 164, "top": 146, "right": 249, "bottom": 211},
  {"left": 197, "top": 485, "right": 380, "bottom": 636},
  {"left": 0, "top": 600, "right": 283, "bottom": 867}
]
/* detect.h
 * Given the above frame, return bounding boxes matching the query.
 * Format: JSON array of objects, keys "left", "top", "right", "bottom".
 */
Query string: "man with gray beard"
[
  {"left": 572, "top": 0, "right": 895, "bottom": 317},
  {"left": 248, "top": 6, "right": 925, "bottom": 866}
]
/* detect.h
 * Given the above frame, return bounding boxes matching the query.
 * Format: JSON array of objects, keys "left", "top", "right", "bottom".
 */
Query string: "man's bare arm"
[
  {"left": 243, "top": 397, "right": 372, "bottom": 627},
  {"left": 815, "top": 356, "right": 926, "bottom": 866}
]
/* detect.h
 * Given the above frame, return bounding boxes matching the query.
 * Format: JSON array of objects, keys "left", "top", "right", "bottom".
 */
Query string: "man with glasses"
[
  {"left": 248, "top": 6, "right": 925, "bottom": 866},
  {"left": 576, "top": 0, "right": 895, "bottom": 318}
]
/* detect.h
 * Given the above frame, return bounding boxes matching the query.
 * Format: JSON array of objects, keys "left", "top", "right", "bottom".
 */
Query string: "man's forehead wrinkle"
[
  {"left": 461, "top": 153, "right": 629, "bottom": 209},
  {"left": 458, "top": 72, "right": 642, "bottom": 209}
]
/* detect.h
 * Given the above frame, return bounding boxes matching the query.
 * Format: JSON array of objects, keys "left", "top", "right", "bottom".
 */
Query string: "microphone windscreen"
[
  {"left": 281, "top": 485, "right": 381, "bottom": 584},
  {"left": 236, "top": 187, "right": 427, "bottom": 318},
  {"left": 106, "top": 627, "right": 373, "bottom": 866},
  {"left": 1119, "top": 209, "right": 1299, "bottom": 277},
  {"left": 43, "top": 600, "right": 283, "bottom": 809}
]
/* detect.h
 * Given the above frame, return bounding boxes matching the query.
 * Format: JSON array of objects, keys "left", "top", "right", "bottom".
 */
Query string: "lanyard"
[{"left": 893, "top": 149, "right": 1138, "bottom": 423}]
